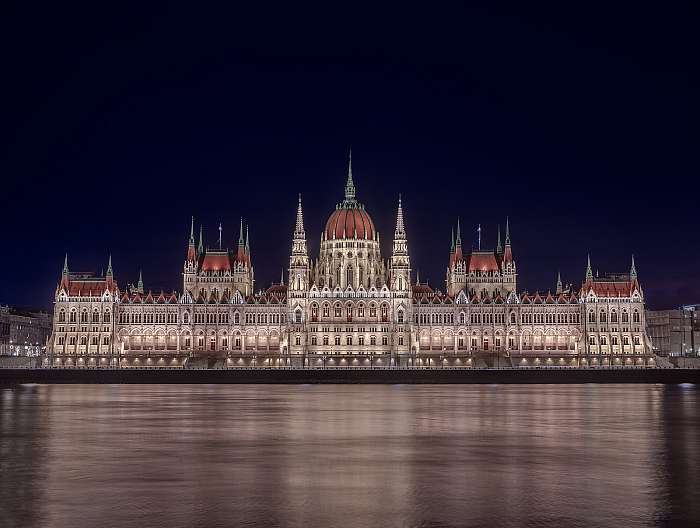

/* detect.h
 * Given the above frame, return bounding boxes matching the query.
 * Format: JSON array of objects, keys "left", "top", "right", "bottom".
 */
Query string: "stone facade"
[{"left": 46, "top": 155, "right": 654, "bottom": 368}]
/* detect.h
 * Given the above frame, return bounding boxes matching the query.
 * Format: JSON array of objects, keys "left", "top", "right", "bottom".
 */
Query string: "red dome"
[{"left": 325, "top": 206, "right": 376, "bottom": 240}]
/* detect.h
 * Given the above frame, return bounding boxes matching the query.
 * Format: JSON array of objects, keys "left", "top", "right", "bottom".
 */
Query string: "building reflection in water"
[{"left": 0, "top": 384, "right": 698, "bottom": 528}]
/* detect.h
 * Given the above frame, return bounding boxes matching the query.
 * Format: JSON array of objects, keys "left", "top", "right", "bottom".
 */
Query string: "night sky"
[{"left": 1, "top": 3, "right": 697, "bottom": 310}]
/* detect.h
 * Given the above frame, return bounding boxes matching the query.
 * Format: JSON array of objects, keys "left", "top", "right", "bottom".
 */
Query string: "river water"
[{"left": 1, "top": 384, "right": 698, "bottom": 527}]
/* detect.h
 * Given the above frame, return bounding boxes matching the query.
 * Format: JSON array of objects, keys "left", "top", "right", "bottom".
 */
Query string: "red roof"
[
  {"left": 582, "top": 278, "right": 639, "bottom": 298},
  {"left": 64, "top": 276, "right": 118, "bottom": 297},
  {"left": 201, "top": 253, "right": 231, "bottom": 272},
  {"left": 466, "top": 252, "right": 500, "bottom": 273},
  {"left": 325, "top": 205, "right": 375, "bottom": 240}
]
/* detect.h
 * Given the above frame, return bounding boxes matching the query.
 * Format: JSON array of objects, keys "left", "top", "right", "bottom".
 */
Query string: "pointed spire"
[
  {"left": 295, "top": 193, "right": 305, "bottom": 235},
  {"left": 456, "top": 218, "right": 462, "bottom": 247},
  {"left": 586, "top": 254, "right": 593, "bottom": 279},
  {"left": 218, "top": 223, "right": 222, "bottom": 249},
  {"left": 245, "top": 224, "right": 250, "bottom": 254},
  {"left": 556, "top": 271, "right": 562, "bottom": 294},
  {"left": 189, "top": 216, "right": 195, "bottom": 244},
  {"left": 281, "top": 269, "right": 284, "bottom": 285},
  {"left": 106, "top": 254, "right": 113, "bottom": 278},
  {"left": 505, "top": 217, "right": 511, "bottom": 245},
  {"left": 344, "top": 148, "right": 356, "bottom": 201},
  {"left": 394, "top": 194, "right": 405, "bottom": 238},
  {"left": 238, "top": 217, "right": 244, "bottom": 247},
  {"left": 496, "top": 225, "right": 502, "bottom": 254},
  {"left": 450, "top": 226, "right": 455, "bottom": 253},
  {"left": 62, "top": 253, "right": 69, "bottom": 275},
  {"left": 137, "top": 269, "right": 143, "bottom": 292},
  {"left": 198, "top": 225, "right": 204, "bottom": 254},
  {"left": 630, "top": 254, "right": 637, "bottom": 278},
  {"left": 416, "top": 269, "right": 420, "bottom": 284}
]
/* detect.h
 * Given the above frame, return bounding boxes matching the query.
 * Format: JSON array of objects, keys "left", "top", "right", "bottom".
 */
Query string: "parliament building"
[{"left": 46, "top": 155, "right": 654, "bottom": 368}]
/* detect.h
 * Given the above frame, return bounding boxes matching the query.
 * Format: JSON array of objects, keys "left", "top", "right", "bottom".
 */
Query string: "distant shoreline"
[{"left": 1, "top": 368, "right": 699, "bottom": 385}]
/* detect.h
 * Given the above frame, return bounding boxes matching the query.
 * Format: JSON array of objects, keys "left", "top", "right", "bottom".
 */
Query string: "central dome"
[
  {"left": 325, "top": 204, "right": 375, "bottom": 240},
  {"left": 323, "top": 150, "right": 376, "bottom": 241}
]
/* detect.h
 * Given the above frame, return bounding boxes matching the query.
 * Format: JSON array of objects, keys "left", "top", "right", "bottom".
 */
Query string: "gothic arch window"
[
  {"left": 183, "top": 312, "right": 190, "bottom": 324},
  {"left": 80, "top": 310, "right": 88, "bottom": 323},
  {"left": 459, "top": 312, "right": 465, "bottom": 325},
  {"left": 610, "top": 310, "right": 618, "bottom": 323},
  {"left": 599, "top": 311, "right": 607, "bottom": 323},
  {"left": 622, "top": 310, "right": 629, "bottom": 323},
  {"left": 295, "top": 309, "right": 302, "bottom": 324},
  {"left": 92, "top": 310, "right": 100, "bottom": 323},
  {"left": 346, "top": 266, "right": 353, "bottom": 286},
  {"left": 397, "top": 310, "right": 404, "bottom": 324},
  {"left": 334, "top": 303, "right": 342, "bottom": 318},
  {"left": 58, "top": 310, "right": 66, "bottom": 323},
  {"left": 104, "top": 311, "right": 110, "bottom": 323},
  {"left": 510, "top": 312, "right": 516, "bottom": 325},
  {"left": 381, "top": 304, "right": 389, "bottom": 321},
  {"left": 234, "top": 312, "right": 240, "bottom": 325},
  {"left": 633, "top": 310, "right": 640, "bottom": 323},
  {"left": 588, "top": 310, "right": 595, "bottom": 323},
  {"left": 323, "top": 303, "right": 330, "bottom": 318}
]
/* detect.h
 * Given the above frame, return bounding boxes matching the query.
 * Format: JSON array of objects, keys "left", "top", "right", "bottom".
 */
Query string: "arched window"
[
  {"left": 234, "top": 312, "right": 240, "bottom": 324},
  {"left": 510, "top": 312, "right": 516, "bottom": 324},
  {"left": 295, "top": 309, "right": 302, "bottom": 324},
  {"left": 346, "top": 267, "right": 353, "bottom": 287},
  {"left": 183, "top": 312, "right": 190, "bottom": 324},
  {"left": 460, "top": 312, "right": 465, "bottom": 325},
  {"left": 104, "top": 311, "right": 110, "bottom": 323},
  {"left": 92, "top": 311, "right": 99, "bottom": 323},
  {"left": 334, "top": 303, "right": 342, "bottom": 317},
  {"left": 589, "top": 335, "right": 596, "bottom": 345},
  {"left": 381, "top": 304, "right": 388, "bottom": 321},
  {"left": 58, "top": 310, "right": 66, "bottom": 323},
  {"left": 397, "top": 310, "right": 404, "bottom": 324},
  {"left": 323, "top": 304, "right": 330, "bottom": 318},
  {"left": 80, "top": 310, "right": 88, "bottom": 323},
  {"left": 588, "top": 311, "right": 595, "bottom": 323},
  {"left": 622, "top": 311, "right": 629, "bottom": 323},
  {"left": 600, "top": 311, "right": 607, "bottom": 323},
  {"left": 611, "top": 310, "right": 618, "bottom": 323},
  {"left": 633, "top": 310, "right": 640, "bottom": 323}
]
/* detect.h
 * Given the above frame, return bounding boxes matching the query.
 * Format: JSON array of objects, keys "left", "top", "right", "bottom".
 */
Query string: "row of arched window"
[
  {"left": 58, "top": 309, "right": 111, "bottom": 324},
  {"left": 588, "top": 309, "right": 639, "bottom": 324}
]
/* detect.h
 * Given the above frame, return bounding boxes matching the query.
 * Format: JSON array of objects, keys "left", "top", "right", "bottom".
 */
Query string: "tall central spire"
[{"left": 344, "top": 148, "right": 356, "bottom": 202}]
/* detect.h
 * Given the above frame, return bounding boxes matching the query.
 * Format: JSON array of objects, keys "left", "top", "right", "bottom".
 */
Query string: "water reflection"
[{"left": 1, "top": 384, "right": 698, "bottom": 527}]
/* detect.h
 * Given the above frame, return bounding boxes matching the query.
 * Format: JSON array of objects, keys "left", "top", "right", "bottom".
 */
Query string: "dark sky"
[{"left": 1, "top": 2, "right": 697, "bottom": 310}]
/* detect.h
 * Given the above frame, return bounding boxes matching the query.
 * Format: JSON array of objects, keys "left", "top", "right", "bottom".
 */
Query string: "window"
[
  {"left": 588, "top": 311, "right": 595, "bottom": 323},
  {"left": 69, "top": 310, "right": 77, "bottom": 323},
  {"left": 600, "top": 311, "right": 607, "bottom": 323},
  {"left": 323, "top": 304, "right": 330, "bottom": 317},
  {"left": 397, "top": 310, "right": 404, "bottom": 324},
  {"left": 295, "top": 335, "right": 301, "bottom": 346},
  {"left": 634, "top": 336, "right": 641, "bottom": 345},
  {"left": 633, "top": 310, "right": 640, "bottom": 323},
  {"left": 295, "top": 310, "right": 302, "bottom": 324},
  {"left": 359, "top": 335, "right": 365, "bottom": 345},
  {"left": 334, "top": 304, "right": 342, "bottom": 317},
  {"left": 311, "top": 336, "right": 317, "bottom": 345},
  {"left": 611, "top": 311, "right": 618, "bottom": 323},
  {"left": 622, "top": 311, "right": 629, "bottom": 323},
  {"left": 398, "top": 336, "right": 404, "bottom": 346},
  {"left": 370, "top": 335, "right": 376, "bottom": 345},
  {"left": 234, "top": 312, "right": 240, "bottom": 324},
  {"left": 358, "top": 305, "right": 365, "bottom": 317},
  {"left": 346, "top": 335, "right": 352, "bottom": 345},
  {"left": 510, "top": 312, "right": 516, "bottom": 324},
  {"left": 184, "top": 312, "right": 190, "bottom": 324},
  {"left": 323, "top": 336, "right": 329, "bottom": 346},
  {"left": 58, "top": 310, "right": 66, "bottom": 322},
  {"left": 334, "top": 336, "right": 341, "bottom": 346},
  {"left": 382, "top": 336, "right": 388, "bottom": 346},
  {"left": 80, "top": 311, "right": 88, "bottom": 323},
  {"left": 370, "top": 305, "right": 377, "bottom": 318},
  {"left": 92, "top": 311, "right": 100, "bottom": 323}
]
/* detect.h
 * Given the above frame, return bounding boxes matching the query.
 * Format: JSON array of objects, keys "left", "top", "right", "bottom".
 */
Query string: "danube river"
[{"left": 1, "top": 384, "right": 698, "bottom": 527}]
